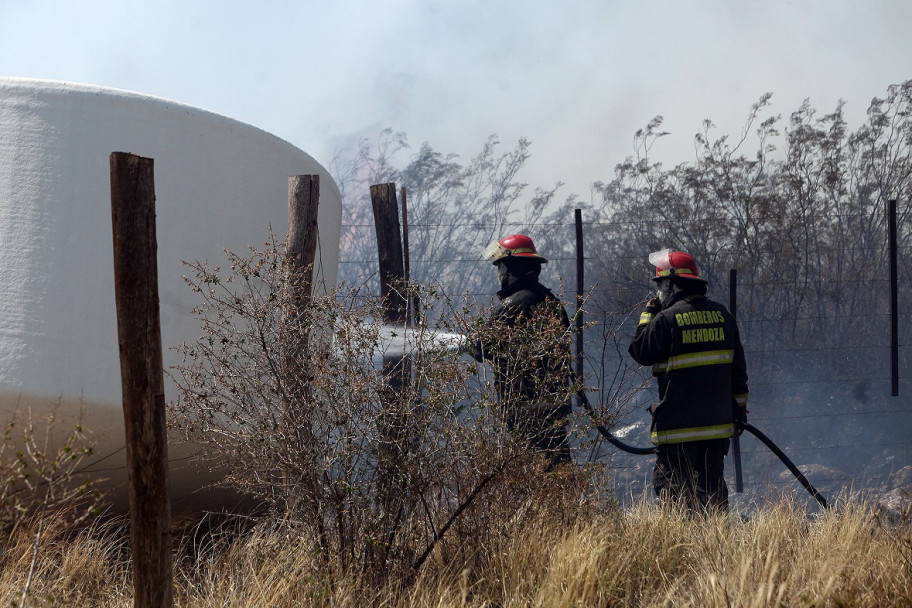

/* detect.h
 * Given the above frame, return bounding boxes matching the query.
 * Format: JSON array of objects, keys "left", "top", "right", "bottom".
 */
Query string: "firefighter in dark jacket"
[
  {"left": 628, "top": 249, "right": 748, "bottom": 512},
  {"left": 472, "top": 234, "right": 572, "bottom": 469}
]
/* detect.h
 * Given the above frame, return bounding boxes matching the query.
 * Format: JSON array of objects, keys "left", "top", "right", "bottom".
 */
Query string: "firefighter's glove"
[
  {"left": 734, "top": 407, "right": 748, "bottom": 434},
  {"left": 644, "top": 297, "right": 662, "bottom": 315}
]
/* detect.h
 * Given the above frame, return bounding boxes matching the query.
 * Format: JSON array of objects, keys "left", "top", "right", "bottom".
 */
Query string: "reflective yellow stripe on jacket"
[
  {"left": 651, "top": 349, "right": 734, "bottom": 374},
  {"left": 651, "top": 423, "right": 735, "bottom": 444}
]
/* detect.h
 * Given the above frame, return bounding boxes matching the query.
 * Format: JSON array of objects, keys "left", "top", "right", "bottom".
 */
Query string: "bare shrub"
[
  {"left": 1, "top": 402, "right": 101, "bottom": 606},
  {"left": 168, "top": 237, "right": 592, "bottom": 592}
]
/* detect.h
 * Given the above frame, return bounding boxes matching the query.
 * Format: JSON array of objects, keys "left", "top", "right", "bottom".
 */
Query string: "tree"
[
  {"left": 591, "top": 81, "right": 912, "bottom": 366},
  {"left": 587, "top": 80, "right": 912, "bottom": 484},
  {"left": 332, "top": 130, "right": 566, "bottom": 308}
]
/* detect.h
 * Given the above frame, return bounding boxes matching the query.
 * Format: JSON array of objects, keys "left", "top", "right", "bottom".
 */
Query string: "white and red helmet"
[
  {"left": 483, "top": 234, "right": 548, "bottom": 264},
  {"left": 648, "top": 248, "right": 706, "bottom": 282}
]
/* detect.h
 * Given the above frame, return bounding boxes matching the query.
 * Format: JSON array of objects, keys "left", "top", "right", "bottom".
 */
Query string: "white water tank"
[{"left": 0, "top": 78, "right": 342, "bottom": 510}]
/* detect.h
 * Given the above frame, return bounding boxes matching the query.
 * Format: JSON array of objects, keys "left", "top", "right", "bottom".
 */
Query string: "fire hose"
[
  {"left": 738, "top": 421, "right": 829, "bottom": 509},
  {"left": 575, "top": 388, "right": 830, "bottom": 509}
]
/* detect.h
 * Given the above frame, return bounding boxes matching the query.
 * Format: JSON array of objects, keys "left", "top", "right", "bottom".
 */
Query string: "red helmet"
[
  {"left": 648, "top": 249, "right": 706, "bottom": 282},
  {"left": 482, "top": 234, "right": 548, "bottom": 264}
]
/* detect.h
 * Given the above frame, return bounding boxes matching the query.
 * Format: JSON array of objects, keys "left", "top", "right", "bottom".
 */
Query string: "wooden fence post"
[
  {"left": 287, "top": 175, "right": 320, "bottom": 304},
  {"left": 284, "top": 174, "right": 320, "bottom": 372},
  {"left": 369, "top": 182, "right": 411, "bottom": 562},
  {"left": 110, "top": 152, "right": 173, "bottom": 608},
  {"left": 280, "top": 175, "right": 321, "bottom": 483},
  {"left": 370, "top": 183, "right": 407, "bottom": 325}
]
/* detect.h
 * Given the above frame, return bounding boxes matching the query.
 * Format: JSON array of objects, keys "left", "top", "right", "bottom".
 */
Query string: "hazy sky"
[{"left": 2, "top": 0, "right": 910, "bottom": 201}]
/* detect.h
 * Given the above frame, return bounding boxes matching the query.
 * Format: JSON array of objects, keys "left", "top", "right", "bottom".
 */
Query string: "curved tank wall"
[{"left": 0, "top": 78, "right": 342, "bottom": 510}]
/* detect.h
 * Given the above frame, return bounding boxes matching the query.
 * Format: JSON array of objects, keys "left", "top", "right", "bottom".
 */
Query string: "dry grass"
[{"left": 2, "top": 494, "right": 910, "bottom": 607}]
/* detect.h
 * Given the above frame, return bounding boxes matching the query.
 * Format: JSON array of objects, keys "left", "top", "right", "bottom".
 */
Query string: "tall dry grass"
[{"left": 3, "top": 494, "right": 910, "bottom": 607}]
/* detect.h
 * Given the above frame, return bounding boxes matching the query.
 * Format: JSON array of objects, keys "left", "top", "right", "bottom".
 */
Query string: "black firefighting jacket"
[
  {"left": 628, "top": 292, "right": 748, "bottom": 445},
  {"left": 473, "top": 276, "right": 572, "bottom": 409}
]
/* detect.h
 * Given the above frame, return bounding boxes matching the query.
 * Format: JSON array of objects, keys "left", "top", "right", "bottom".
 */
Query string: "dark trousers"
[{"left": 653, "top": 438, "right": 730, "bottom": 513}]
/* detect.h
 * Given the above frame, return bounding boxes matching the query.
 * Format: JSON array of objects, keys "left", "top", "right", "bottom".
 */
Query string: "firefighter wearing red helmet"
[
  {"left": 473, "top": 234, "right": 572, "bottom": 469},
  {"left": 629, "top": 249, "right": 749, "bottom": 513}
]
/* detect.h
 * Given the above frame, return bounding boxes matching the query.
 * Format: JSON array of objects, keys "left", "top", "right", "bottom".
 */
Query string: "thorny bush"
[{"left": 169, "top": 237, "right": 599, "bottom": 591}]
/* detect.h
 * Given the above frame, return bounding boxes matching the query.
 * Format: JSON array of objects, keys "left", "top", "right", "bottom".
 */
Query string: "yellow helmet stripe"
[{"left": 656, "top": 267, "right": 700, "bottom": 277}]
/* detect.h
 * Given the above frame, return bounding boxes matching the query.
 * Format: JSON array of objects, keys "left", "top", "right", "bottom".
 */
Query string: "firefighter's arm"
[
  {"left": 628, "top": 303, "right": 671, "bottom": 366},
  {"left": 468, "top": 326, "right": 495, "bottom": 362},
  {"left": 469, "top": 301, "right": 517, "bottom": 361}
]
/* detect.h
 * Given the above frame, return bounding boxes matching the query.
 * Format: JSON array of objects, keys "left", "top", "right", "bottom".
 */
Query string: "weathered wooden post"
[
  {"left": 281, "top": 175, "right": 320, "bottom": 463},
  {"left": 284, "top": 174, "right": 320, "bottom": 372},
  {"left": 110, "top": 152, "right": 173, "bottom": 608},
  {"left": 276, "top": 174, "right": 324, "bottom": 527},
  {"left": 370, "top": 182, "right": 410, "bottom": 563},
  {"left": 370, "top": 183, "right": 408, "bottom": 325},
  {"left": 287, "top": 175, "right": 320, "bottom": 305},
  {"left": 370, "top": 180, "right": 410, "bottom": 397}
]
